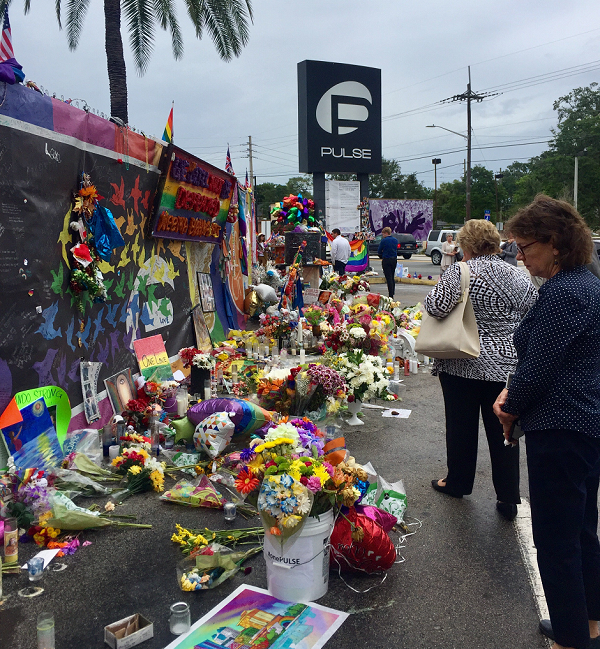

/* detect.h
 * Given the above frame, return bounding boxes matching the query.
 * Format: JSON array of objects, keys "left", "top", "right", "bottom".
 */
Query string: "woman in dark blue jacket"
[{"left": 494, "top": 195, "right": 600, "bottom": 649}]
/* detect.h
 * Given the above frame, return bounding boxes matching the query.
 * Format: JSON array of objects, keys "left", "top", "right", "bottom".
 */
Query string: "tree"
[{"left": 8, "top": 0, "right": 253, "bottom": 125}]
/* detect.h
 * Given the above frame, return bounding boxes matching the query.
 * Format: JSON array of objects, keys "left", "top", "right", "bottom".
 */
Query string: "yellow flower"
[
  {"left": 111, "top": 456, "right": 123, "bottom": 466},
  {"left": 150, "top": 469, "right": 164, "bottom": 492},
  {"left": 38, "top": 511, "right": 52, "bottom": 526},
  {"left": 33, "top": 533, "right": 45, "bottom": 545},
  {"left": 128, "top": 465, "right": 142, "bottom": 475},
  {"left": 313, "top": 465, "right": 330, "bottom": 485}
]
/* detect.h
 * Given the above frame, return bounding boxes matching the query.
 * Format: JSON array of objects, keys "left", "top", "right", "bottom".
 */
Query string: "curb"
[{"left": 369, "top": 277, "right": 438, "bottom": 286}]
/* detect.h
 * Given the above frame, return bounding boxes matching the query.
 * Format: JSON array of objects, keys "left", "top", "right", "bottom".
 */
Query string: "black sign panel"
[{"left": 298, "top": 60, "right": 382, "bottom": 174}]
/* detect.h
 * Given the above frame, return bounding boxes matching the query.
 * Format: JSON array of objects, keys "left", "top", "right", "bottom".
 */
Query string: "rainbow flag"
[
  {"left": 162, "top": 104, "right": 173, "bottom": 143},
  {"left": 345, "top": 238, "right": 369, "bottom": 273}
]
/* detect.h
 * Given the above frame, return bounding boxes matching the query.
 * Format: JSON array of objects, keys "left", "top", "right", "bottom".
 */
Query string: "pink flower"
[
  {"left": 306, "top": 476, "right": 321, "bottom": 493},
  {"left": 322, "top": 462, "right": 334, "bottom": 478}
]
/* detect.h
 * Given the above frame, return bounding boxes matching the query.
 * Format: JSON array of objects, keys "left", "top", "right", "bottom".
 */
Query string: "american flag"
[
  {"left": 244, "top": 171, "right": 250, "bottom": 189},
  {"left": 0, "top": 7, "right": 14, "bottom": 63},
  {"left": 225, "top": 146, "right": 235, "bottom": 175}
]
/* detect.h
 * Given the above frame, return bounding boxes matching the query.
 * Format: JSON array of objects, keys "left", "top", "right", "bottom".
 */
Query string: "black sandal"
[{"left": 431, "top": 479, "right": 463, "bottom": 498}]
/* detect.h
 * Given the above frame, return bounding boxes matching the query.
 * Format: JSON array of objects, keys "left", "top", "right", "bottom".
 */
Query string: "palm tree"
[{"left": 5, "top": 0, "right": 253, "bottom": 125}]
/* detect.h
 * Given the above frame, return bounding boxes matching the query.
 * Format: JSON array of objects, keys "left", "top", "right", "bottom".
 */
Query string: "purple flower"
[
  {"left": 240, "top": 448, "right": 256, "bottom": 462},
  {"left": 306, "top": 476, "right": 321, "bottom": 493}
]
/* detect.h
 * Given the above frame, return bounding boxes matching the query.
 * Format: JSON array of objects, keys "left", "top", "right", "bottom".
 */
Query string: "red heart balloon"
[{"left": 330, "top": 508, "right": 396, "bottom": 573}]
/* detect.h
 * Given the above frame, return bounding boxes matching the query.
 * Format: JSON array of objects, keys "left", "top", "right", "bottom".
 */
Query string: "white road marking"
[{"left": 515, "top": 497, "right": 549, "bottom": 620}]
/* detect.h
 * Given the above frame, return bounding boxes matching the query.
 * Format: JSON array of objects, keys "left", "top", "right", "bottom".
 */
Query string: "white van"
[{"left": 425, "top": 229, "right": 462, "bottom": 265}]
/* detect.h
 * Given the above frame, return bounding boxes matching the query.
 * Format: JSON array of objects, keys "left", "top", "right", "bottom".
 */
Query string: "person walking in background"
[
  {"left": 426, "top": 218, "right": 537, "bottom": 520},
  {"left": 500, "top": 234, "right": 518, "bottom": 266},
  {"left": 440, "top": 233, "right": 458, "bottom": 273},
  {"left": 330, "top": 228, "right": 351, "bottom": 275},
  {"left": 257, "top": 233, "right": 267, "bottom": 267},
  {"left": 378, "top": 227, "right": 399, "bottom": 299},
  {"left": 493, "top": 195, "right": 600, "bottom": 649}
]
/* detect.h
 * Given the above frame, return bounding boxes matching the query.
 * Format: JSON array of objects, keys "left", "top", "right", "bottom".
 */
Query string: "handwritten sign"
[{"left": 133, "top": 334, "right": 174, "bottom": 382}]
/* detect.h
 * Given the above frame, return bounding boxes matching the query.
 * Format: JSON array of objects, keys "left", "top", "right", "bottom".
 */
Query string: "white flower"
[
  {"left": 349, "top": 328, "right": 366, "bottom": 339},
  {"left": 296, "top": 492, "right": 311, "bottom": 514},
  {"left": 265, "top": 423, "right": 300, "bottom": 445}
]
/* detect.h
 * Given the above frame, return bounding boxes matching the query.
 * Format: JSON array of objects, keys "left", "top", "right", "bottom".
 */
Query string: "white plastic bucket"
[{"left": 263, "top": 509, "right": 334, "bottom": 602}]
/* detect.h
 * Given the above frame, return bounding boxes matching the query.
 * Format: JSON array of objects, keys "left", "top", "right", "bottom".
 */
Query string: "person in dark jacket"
[
  {"left": 500, "top": 235, "right": 518, "bottom": 266},
  {"left": 378, "top": 227, "right": 398, "bottom": 298},
  {"left": 494, "top": 195, "right": 600, "bottom": 649}
]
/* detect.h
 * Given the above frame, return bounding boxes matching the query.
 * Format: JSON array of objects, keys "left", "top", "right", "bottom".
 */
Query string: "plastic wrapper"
[
  {"left": 187, "top": 398, "right": 272, "bottom": 437},
  {"left": 374, "top": 477, "right": 407, "bottom": 523},
  {"left": 354, "top": 504, "right": 397, "bottom": 533},
  {"left": 177, "top": 545, "right": 261, "bottom": 591},
  {"left": 193, "top": 412, "right": 235, "bottom": 459},
  {"left": 160, "top": 475, "right": 226, "bottom": 509},
  {"left": 330, "top": 509, "right": 396, "bottom": 573},
  {"left": 53, "top": 468, "right": 110, "bottom": 495},
  {"left": 62, "top": 428, "right": 102, "bottom": 465},
  {"left": 161, "top": 450, "right": 200, "bottom": 477},
  {"left": 254, "top": 283, "right": 278, "bottom": 303}
]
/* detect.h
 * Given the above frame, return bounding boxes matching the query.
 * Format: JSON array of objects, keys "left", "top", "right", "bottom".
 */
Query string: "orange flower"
[
  {"left": 269, "top": 526, "right": 282, "bottom": 536},
  {"left": 234, "top": 468, "right": 260, "bottom": 495}
]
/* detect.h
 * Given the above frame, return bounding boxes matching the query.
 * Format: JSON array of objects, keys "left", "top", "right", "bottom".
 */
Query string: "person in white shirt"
[{"left": 330, "top": 229, "right": 351, "bottom": 275}]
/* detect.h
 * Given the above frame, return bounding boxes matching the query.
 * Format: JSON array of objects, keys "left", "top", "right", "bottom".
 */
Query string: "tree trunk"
[{"left": 104, "top": 0, "right": 128, "bottom": 124}]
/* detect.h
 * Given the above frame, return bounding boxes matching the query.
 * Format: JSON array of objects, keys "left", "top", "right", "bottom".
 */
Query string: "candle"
[
  {"left": 299, "top": 346, "right": 306, "bottom": 364},
  {"left": 108, "top": 445, "right": 120, "bottom": 460},
  {"left": 204, "top": 387, "right": 212, "bottom": 401},
  {"left": 176, "top": 387, "right": 188, "bottom": 417},
  {"left": 297, "top": 319, "right": 303, "bottom": 345}
]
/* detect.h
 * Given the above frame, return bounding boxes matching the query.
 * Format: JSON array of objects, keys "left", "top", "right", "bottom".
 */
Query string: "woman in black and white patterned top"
[{"left": 425, "top": 218, "right": 537, "bottom": 520}]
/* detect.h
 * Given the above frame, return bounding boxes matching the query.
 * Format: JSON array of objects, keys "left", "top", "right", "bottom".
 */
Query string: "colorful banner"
[
  {"left": 368, "top": 199, "right": 433, "bottom": 240},
  {"left": 150, "top": 145, "right": 235, "bottom": 244},
  {"left": 345, "top": 238, "right": 369, "bottom": 273}
]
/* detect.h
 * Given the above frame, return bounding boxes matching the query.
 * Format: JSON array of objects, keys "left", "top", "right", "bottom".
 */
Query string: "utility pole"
[
  {"left": 247, "top": 136, "right": 254, "bottom": 191},
  {"left": 432, "top": 158, "right": 441, "bottom": 229},
  {"left": 494, "top": 172, "right": 504, "bottom": 223},
  {"left": 447, "top": 67, "right": 497, "bottom": 220}
]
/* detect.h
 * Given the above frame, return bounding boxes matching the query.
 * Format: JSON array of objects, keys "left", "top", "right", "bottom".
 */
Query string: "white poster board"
[{"left": 325, "top": 180, "right": 360, "bottom": 234}]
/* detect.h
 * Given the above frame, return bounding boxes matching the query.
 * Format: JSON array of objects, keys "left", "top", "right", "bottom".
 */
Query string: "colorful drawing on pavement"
[
  {"left": 369, "top": 199, "right": 433, "bottom": 240},
  {"left": 164, "top": 585, "right": 348, "bottom": 649}
]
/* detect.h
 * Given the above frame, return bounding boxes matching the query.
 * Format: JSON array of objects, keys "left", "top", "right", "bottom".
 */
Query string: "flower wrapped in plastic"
[{"left": 257, "top": 474, "right": 314, "bottom": 550}]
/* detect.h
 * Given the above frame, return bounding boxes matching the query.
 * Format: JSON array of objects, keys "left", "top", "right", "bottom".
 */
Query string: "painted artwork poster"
[
  {"left": 164, "top": 585, "right": 348, "bottom": 649},
  {"left": 104, "top": 368, "right": 137, "bottom": 416},
  {"left": 369, "top": 199, "right": 433, "bottom": 240},
  {"left": 1, "top": 398, "right": 63, "bottom": 471},
  {"left": 191, "top": 306, "right": 213, "bottom": 353},
  {"left": 197, "top": 272, "right": 216, "bottom": 312}
]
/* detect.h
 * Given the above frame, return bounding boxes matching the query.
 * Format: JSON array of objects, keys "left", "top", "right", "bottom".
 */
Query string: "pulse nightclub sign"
[{"left": 298, "top": 60, "right": 382, "bottom": 174}]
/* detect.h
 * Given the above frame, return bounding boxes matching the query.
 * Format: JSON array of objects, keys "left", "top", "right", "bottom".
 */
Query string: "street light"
[
  {"left": 432, "top": 158, "right": 441, "bottom": 228},
  {"left": 427, "top": 124, "right": 470, "bottom": 220}
]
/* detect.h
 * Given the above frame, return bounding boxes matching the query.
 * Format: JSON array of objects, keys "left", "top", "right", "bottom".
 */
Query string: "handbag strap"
[{"left": 456, "top": 261, "right": 471, "bottom": 303}]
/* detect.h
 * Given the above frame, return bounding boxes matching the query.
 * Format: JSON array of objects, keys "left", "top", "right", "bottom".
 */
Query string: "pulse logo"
[
  {"left": 316, "top": 81, "right": 373, "bottom": 160},
  {"left": 316, "top": 81, "right": 372, "bottom": 135}
]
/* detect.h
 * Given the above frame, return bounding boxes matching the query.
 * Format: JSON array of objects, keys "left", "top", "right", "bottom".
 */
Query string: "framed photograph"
[
  {"left": 191, "top": 305, "right": 213, "bottom": 353},
  {"left": 197, "top": 272, "right": 216, "bottom": 312},
  {"left": 104, "top": 368, "right": 137, "bottom": 416}
]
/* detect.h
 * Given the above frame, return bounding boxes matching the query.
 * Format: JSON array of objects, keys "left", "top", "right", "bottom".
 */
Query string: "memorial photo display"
[{"left": 197, "top": 272, "right": 216, "bottom": 312}]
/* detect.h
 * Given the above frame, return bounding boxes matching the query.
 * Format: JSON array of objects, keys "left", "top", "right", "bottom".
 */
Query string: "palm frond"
[
  {"left": 152, "top": 0, "right": 183, "bottom": 60},
  {"left": 183, "top": 0, "right": 205, "bottom": 39},
  {"left": 122, "top": 0, "right": 155, "bottom": 75},
  {"left": 55, "top": 0, "right": 62, "bottom": 29},
  {"left": 65, "top": 0, "right": 91, "bottom": 49}
]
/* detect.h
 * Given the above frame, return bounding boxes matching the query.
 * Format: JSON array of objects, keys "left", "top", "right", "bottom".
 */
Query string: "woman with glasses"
[
  {"left": 494, "top": 194, "right": 600, "bottom": 649},
  {"left": 427, "top": 219, "right": 537, "bottom": 519}
]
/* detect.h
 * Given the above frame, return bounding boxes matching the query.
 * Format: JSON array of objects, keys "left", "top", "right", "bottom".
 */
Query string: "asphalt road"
[{"left": 1, "top": 375, "right": 548, "bottom": 649}]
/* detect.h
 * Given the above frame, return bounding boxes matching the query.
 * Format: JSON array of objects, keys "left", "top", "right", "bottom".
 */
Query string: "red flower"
[
  {"left": 347, "top": 394, "right": 355, "bottom": 403},
  {"left": 300, "top": 476, "right": 308, "bottom": 486},
  {"left": 234, "top": 468, "right": 260, "bottom": 495}
]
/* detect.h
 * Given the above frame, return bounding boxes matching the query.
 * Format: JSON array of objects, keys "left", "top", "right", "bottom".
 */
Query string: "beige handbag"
[{"left": 415, "top": 261, "right": 480, "bottom": 359}]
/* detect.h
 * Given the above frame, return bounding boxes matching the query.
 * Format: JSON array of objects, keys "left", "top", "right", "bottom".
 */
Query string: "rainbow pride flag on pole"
[{"left": 162, "top": 102, "right": 174, "bottom": 143}]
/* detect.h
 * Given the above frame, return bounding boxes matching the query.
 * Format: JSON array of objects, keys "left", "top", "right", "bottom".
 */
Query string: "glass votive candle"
[
  {"left": 28, "top": 556, "right": 45, "bottom": 582},
  {"left": 37, "top": 612, "right": 55, "bottom": 649},
  {"left": 3, "top": 516, "right": 18, "bottom": 564},
  {"left": 169, "top": 602, "right": 191, "bottom": 635},
  {"left": 223, "top": 502, "right": 237, "bottom": 521}
]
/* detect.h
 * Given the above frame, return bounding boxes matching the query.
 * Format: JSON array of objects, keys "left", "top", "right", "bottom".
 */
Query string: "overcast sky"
[{"left": 8, "top": 1, "right": 600, "bottom": 189}]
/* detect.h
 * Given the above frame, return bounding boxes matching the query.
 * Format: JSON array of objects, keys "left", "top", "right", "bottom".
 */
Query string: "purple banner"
[{"left": 369, "top": 199, "right": 433, "bottom": 240}]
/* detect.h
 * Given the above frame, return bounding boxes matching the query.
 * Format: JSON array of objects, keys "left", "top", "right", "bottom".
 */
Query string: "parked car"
[
  {"left": 368, "top": 233, "right": 419, "bottom": 259},
  {"left": 425, "top": 229, "right": 462, "bottom": 265}
]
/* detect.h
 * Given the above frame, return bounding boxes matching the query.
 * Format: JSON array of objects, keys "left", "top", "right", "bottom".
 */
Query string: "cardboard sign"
[
  {"left": 133, "top": 335, "right": 174, "bottom": 382},
  {"left": 303, "top": 288, "right": 320, "bottom": 305}
]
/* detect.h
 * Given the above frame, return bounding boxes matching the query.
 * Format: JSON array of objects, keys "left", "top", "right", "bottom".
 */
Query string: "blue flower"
[
  {"left": 240, "top": 448, "right": 255, "bottom": 462},
  {"left": 280, "top": 474, "right": 293, "bottom": 489}
]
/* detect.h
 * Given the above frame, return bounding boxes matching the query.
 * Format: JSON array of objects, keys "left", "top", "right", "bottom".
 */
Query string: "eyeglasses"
[{"left": 516, "top": 241, "right": 538, "bottom": 258}]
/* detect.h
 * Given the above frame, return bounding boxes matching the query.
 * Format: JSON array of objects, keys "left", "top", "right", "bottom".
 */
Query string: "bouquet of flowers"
[
  {"left": 234, "top": 421, "right": 366, "bottom": 546},
  {"left": 256, "top": 313, "right": 292, "bottom": 339},
  {"left": 303, "top": 305, "right": 325, "bottom": 326},
  {"left": 340, "top": 274, "right": 370, "bottom": 297},
  {"left": 394, "top": 303, "right": 423, "bottom": 337},
  {"left": 112, "top": 456, "right": 166, "bottom": 502},
  {"left": 326, "top": 350, "right": 391, "bottom": 403},
  {"left": 178, "top": 347, "right": 216, "bottom": 369}
]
